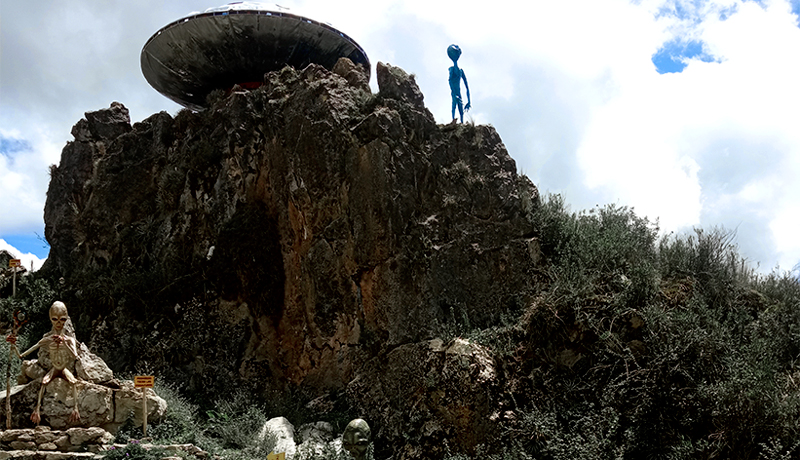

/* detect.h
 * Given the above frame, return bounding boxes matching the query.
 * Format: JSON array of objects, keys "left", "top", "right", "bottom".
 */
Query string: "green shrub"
[
  {"left": 481, "top": 193, "right": 800, "bottom": 459},
  {"left": 117, "top": 379, "right": 201, "bottom": 445},
  {"left": 103, "top": 441, "right": 167, "bottom": 460}
]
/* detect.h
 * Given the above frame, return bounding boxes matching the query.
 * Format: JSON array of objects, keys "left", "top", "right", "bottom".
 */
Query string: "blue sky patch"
[
  {"left": 652, "top": 39, "right": 716, "bottom": 74},
  {"left": 0, "top": 137, "right": 32, "bottom": 157},
  {"left": 718, "top": 4, "right": 738, "bottom": 21},
  {"left": 655, "top": 0, "right": 704, "bottom": 22},
  {"left": 791, "top": 0, "right": 800, "bottom": 26},
  {"left": 2, "top": 232, "right": 49, "bottom": 259}
]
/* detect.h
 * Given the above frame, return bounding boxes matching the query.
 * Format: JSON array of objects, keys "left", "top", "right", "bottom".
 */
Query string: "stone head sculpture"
[{"left": 342, "top": 418, "right": 371, "bottom": 460}]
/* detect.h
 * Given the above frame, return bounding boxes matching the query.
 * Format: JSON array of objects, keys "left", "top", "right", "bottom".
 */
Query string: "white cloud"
[
  {"left": 0, "top": 239, "right": 46, "bottom": 273},
  {"left": 0, "top": 128, "right": 61, "bottom": 235},
  {"left": 1, "top": 0, "right": 799, "bottom": 272},
  {"left": 564, "top": 0, "right": 800, "bottom": 269}
]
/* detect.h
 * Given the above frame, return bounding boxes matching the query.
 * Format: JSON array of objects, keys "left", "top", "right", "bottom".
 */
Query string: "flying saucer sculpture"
[{"left": 141, "top": 2, "right": 370, "bottom": 110}]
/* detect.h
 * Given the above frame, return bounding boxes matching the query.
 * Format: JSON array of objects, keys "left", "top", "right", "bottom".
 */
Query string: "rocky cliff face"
[{"left": 42, "top": 59, "right": 540, "bottom": 456}]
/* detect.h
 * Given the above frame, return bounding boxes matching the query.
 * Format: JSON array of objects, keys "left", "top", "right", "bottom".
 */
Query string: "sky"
[{"left": 1, "top": 0, "right": 800, "bottom": 274}]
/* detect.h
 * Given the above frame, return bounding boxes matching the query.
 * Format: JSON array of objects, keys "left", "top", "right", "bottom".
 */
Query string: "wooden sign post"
[
  {"left": 9, "top": 260, "right": 20, "bottom": 297},
  {"left": 267, "top": 452, "right": 286, "bottom": 460},
  {"left": 6, "top": 310, "right": 27, "bottom": 429},
  {"left": 134, "top": 376, "right": 155, "bottom": 437}
]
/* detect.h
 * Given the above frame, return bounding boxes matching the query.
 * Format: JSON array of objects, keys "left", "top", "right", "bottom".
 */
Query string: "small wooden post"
[
  {"left": 143, "top": 391, "right": 147, "bottom": 437},
  {"left": 134, "top": 376, "right": 155, "bottom": 437},
  {"left": 9, "top": 260, "right": 21, "bottom": 297},
  {"left": 6, "top": 310, "right": 27, "bottom": 429},
  {"left": 5, "top": 359, "right": 11, "bottom": 429}
]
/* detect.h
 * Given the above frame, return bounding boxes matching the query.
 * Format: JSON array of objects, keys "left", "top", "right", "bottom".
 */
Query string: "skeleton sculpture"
[
  {"left": 342, "top": 418, "right": 371, "bottom": 460},
  {"left": 6, "top": 301, "right": 81, "bottom": 424}
]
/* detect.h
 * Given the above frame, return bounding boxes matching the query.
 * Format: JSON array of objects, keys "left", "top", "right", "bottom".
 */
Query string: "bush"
[
  {"left": 469, "top": 194, "right": 800, "bottom": 459},
  {"left": 103, "top": 442, "right": 167, "bottom": 460}
]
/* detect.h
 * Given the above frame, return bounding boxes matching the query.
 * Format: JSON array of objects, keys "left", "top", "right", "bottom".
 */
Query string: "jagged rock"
[
  {"left": 83, "top": 101, "right": 131, "bottom": 141},
  {"left": 297, "top": 421, "right": 333, "bottom": 444},
  {"left": 0, "top": 378, "right": 165, "bottom": 433},
  {"left": 20, "top": 360, "right": 45, "bottom": 383},
  {"left": 259, "top": 417, "right": 296, "bottom": 459},
  {"left": 333, "top": 57, "right": 370, "bottom": 92},
  {"left": 75, "top": 344, "right": 114, "bottom": 384},
  {"left": 295, "top": 421, "right": 335, "bottom": 459},
  {"left": 33, "top": 427, "right": 58, "bottom": 444},
  {"left": 346, "top": 338, "right": 502, "bottom": 457},
  {"left": 0, "top": 427, "right": 113, "bottom": 457},
  {"left": 8, "top": 441, "right": 35, "bottom": 450},
  {"left": 66, "top": 427, "right": 113, "bottom": 446},
  {"left": 41, "top": 61, "right": 540, "bottom": 457},
  {"left": 112, "top": 381, "right": 167, "bottom": 430},
  {"left": 376, "top": 62, "right": 425, "bottom": 110},
  {"left": 70, "top": 119, "right": 92, "bottom": 142}
]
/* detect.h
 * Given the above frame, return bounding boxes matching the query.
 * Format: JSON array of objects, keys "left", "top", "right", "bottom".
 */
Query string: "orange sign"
[
  {"left": 8, "top": 259, "right": 21, "bottom": 268},
  {"left": 134, "top": 376, "right": 155, "bottom": 388}
]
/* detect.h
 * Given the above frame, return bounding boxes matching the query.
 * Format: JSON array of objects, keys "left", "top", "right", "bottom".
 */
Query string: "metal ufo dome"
[{"left": 141, "top": 2, "right": 370, "bottom": 110}]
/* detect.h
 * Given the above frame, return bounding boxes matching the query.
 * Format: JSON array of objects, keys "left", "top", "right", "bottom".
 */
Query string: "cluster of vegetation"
[
  {"left": 445, "top": 194, "right": 800, "bottom": 459},
  {"left": 4, "top": 190, "right": 800, "bottom": 459}
]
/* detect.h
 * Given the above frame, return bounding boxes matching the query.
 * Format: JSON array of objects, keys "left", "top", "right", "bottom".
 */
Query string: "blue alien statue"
[{"left": 448, "top": 44, "right": 471, "bottom": 123}]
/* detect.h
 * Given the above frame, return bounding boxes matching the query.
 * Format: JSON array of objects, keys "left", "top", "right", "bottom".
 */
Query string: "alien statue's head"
[{"left": 447, "top": 44, "right": 462, "bottom": 64}]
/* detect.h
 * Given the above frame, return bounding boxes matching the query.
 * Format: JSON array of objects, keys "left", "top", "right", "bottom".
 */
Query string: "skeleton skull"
[
  {"left": 50, "top": 302, "right": 68, "bottom": 334},
  {"left": 9, "top": 301, "right": 82, "bottom": 425}
]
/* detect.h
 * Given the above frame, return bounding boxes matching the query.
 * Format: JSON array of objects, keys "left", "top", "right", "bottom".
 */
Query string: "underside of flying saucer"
[{"left": 141, "top": 5, "right": 370, "bottom": 110}]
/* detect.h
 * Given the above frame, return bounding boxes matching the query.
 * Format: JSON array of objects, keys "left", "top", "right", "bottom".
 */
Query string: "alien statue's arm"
[
  {"left": 13, "top": 337, "right": 45, "bottom": 359},
  {"left": 65, "top": 337, "right": 79, "bottom": 359},
  {"left": 462, "top": 70, "right": 471, "bottom": 110}
]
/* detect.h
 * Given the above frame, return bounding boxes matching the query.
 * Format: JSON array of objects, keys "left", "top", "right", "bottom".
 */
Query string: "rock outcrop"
[
  {"left": 0, "top": 427, "right": 209, "bottom": 460},
  {"left": 0, "top": 426, "right": 113, "bottom": 454},
  {"left": 40, "top": 59, "right": 540, "bottom": 457},
  {"left": 2, "top": 345, "right": 166, "bottom": 433}
]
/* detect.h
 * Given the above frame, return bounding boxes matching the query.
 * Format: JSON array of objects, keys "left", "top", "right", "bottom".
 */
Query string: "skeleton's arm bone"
[{"left": 17, "top": 339, "right": 44, "bottom": 359}]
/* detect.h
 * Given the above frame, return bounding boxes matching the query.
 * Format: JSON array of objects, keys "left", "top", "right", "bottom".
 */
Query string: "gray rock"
[
  {"left": 41, "top": 62, "right": 540, "bottom": 456},
  {"left": 70, "top": 118, "right": 92, "bottom": 142},
  {"left": 0, "top": 378, "right": 165, "bottom": 433},
  {"left": 66, "top": 426, "right": 113, "bottom": 446},
  {"left": 376, "top": 62, "right": 425, "bottom": 110},
  {"left": 75, "top": 343, "right": 114, "bottom": 383},
  {"left": 296, "top": 421, "right": 337, "bottom": 459},
  {"left": 112, "top": 381, "right": 168, "bottom": 431},
  {"left": 333, "top": 57, "right": 370, "bottom": 92},
  {"left": 8, "top": 441, "right": 36, "bottom": 450},
  {"left": 347, "top": 338, "right": 501, "bottom": 456},
  {"left": 84, "top": 101, "right": 131, "bottom": 140},
  {"left": 259, "top": 417, "right": 296, "bottom": 459},
  {"left": 297, "top": 421, "right": 334, "bottom": 443}
]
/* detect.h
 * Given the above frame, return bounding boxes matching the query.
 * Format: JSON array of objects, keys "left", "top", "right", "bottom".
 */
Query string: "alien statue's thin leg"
[
  {"left": 32, "top": 369, "right": 55, "bottom": 424},
  {"left": 62, "top": 368, "right": 80, "bottom": 423}
]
